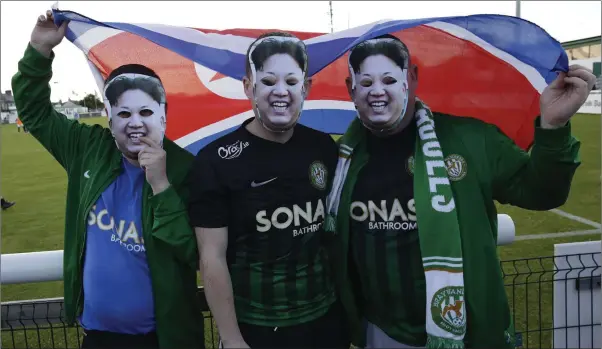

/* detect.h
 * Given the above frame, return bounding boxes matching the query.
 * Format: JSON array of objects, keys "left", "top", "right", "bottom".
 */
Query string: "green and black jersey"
[
  {"left": 349, "top": 122, "right": 427, "bottom": 346},
  {"left": 187, "top": 118, "right": 338, "bottom": 326},
  {"left": 333, "top": 113, "right": 581, "bottom": 348}
]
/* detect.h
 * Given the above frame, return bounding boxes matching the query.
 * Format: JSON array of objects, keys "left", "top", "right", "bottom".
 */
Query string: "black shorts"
[{"left": 236, "top": 301, "right": 350, "bottom": 349}]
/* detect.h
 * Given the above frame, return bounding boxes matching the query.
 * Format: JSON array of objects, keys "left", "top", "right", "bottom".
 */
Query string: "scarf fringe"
[{"left": 426, "top": 335, "right": 465, "bottom": 349}]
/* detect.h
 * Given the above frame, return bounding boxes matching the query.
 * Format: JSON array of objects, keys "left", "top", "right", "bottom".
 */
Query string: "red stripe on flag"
[
  {"left": 393, "top": 26, "right": 540, "bottom": 149},
  {"left": 86, "top": 24, "right": 542, "bottom": 149},
  {"left": 88, "top": 32, "right": 251, "bottom": 140}
]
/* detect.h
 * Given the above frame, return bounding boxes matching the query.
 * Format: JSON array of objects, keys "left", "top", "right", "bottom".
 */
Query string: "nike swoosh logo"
[
  {"left": 251, "top": 177, "right": 277, "bottom": 188},
  {"left": 84, "top": 170, "right": 91, "bottom": 179}
]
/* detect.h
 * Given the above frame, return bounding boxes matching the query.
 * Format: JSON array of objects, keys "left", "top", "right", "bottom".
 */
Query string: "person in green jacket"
[
  {"left": 324, "top": 34, "right": 597, "bottom": 348},
  {"left": 12, "top": 11, "right": 204, "bottom": 349}
]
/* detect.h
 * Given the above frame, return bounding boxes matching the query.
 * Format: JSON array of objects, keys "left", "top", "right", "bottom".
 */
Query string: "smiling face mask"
[
  {"left": 348, "top": 38, "right": 410, "bottom": 133},
  {"left": 247, "top": 36, "right": 309, "bottom": 133},
  {"left": 103, "top": 73, "right": 167, "bottom": 159}
]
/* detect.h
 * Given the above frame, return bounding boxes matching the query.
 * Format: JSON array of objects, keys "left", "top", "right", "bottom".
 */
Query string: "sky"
[{"left": 1, "top": 1, "right": 600, "bottom": 102}]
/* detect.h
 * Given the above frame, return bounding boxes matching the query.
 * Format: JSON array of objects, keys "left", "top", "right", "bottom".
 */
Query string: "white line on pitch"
[
  {"left": 515, "top": 229, "right": 601, "bottom": 241},
  {"left": 549, "top": 209, "right": 601, "bottom": 229}
]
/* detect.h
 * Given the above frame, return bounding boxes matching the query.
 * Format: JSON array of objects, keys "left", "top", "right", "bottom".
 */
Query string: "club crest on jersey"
[
  {"left": 218, "top": 140, "right": 249, "bottom": 160},
  {"left": 431, "top": 286, "right": 466, "bottom": 335},
  {"left": 444, "top": 154, "right": 467, "bottom": 181},
  {"left": 309, "top": 161, "right": 327, "bottom": 190}
]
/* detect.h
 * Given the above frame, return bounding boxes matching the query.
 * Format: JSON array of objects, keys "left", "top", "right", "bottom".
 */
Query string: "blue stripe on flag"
[
  {"left": 183, "top": 109, "right": 356, "bottom": 155},
  {"left": 184, "top": 126, "right": 238, "bottom": 155},
  {"left": 442, "top": 15, "right": 568, "bottom": 84},
  {"left": 53, "top": 9, "right": 567, "bottom": 85}
]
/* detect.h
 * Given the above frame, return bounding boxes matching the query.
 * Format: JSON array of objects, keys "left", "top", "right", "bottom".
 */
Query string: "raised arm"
[
  {"left": 11, "top": 11, "right": 104, "bottom": 172},
  {"left": 490, "top": 65, "right": 596, "bottom": 209},
  {"left": 489, "top": 118, "right": 581, "bottom": 210}
]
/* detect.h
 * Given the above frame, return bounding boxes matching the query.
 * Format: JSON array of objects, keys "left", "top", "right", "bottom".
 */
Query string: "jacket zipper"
[
  {"left": 75, "top": 168, "right": 121, "bottom": 319},
  {"left": 141, "top": 182, "right": 160, "bottom": 324}
]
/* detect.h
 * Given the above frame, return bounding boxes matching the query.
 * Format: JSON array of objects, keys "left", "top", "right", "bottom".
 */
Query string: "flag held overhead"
[{"left": 51, "top": 7, "right": 568, "bottom": 155}]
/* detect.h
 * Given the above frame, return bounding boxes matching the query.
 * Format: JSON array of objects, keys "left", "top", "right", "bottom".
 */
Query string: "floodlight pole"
[{"left": 329, "top": 1, "right": 334, "bottom": 33}]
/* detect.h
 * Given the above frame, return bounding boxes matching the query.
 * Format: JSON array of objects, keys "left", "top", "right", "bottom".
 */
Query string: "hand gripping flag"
[{"left": 51, "top": 8, "right": 568, "bottom": 155}]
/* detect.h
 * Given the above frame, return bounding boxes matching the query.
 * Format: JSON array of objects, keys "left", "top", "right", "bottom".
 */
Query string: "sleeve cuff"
[
  {"left": 148, "top": 185, "right": 183, "bottom": 215},
  {"left": 20, "top": 43, "right": 55, "bottom": 76},
  {"left": 533, "top": 116, "right": 573, "bottom": 149}
]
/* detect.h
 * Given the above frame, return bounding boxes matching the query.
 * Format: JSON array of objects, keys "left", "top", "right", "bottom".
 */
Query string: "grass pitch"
[{"left": 1, "top": 114, "right": 599, "bottom": 348}]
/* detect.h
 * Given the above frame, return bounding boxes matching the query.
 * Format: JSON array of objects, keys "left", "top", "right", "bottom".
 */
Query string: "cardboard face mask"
[
  {"left": 348, "top": 38, "right": 410, "bottom": 133},
  {"left": 247, "top": 36, "right": 308, "bottom": 132},
  {"left": 103, "top": 73, "right": 167, "bottom": 157}
]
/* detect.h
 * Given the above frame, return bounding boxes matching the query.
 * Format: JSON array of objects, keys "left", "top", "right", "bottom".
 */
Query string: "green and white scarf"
[{"left": 325, "top": 99, "right": 466, "bottom": 348}]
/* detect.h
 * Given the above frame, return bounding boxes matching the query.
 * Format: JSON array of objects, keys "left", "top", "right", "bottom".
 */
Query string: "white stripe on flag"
[
  {"left": 133, "top": 23, "right": 255, "bottom": 55},
  {"left": 424, "top": 21, "right": 548, "bottom": 93},
  {"left": 174, "top": 110, "right": 255, "bottom": 148},
  {"left": 72, "top": 25, "right": 123, "bottom": 54},
  {"left": 174, "top": 100, "right": 355, "bottom": 148},
  {"left": 86, "top": 59, "right": 108, "bottom": 100}
]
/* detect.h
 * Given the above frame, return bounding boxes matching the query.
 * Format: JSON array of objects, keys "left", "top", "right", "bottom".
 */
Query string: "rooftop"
[
  {"left": 0, "top": 90, "right": 14, "bottom": 103},
  {"left": 561, "top": 35, "right": 601, "bottom": 50}
]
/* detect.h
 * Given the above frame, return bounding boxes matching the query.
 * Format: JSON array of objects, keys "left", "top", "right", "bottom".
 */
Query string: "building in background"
[
  {"left": 1, "top": 93, "right": 90, "bottom": 123},
  {"left": 562, "top": 35, "right": 601, "bottom": 89},
  {"left": 1, "top": 90, "right": 17, "bottom": 124},
  {"left": 52, "top": 100, "right": 89, "bottom": 119}
]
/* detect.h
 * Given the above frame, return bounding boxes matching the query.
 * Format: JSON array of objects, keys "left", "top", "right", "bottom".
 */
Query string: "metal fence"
[
  {"left": 1, "top": 292, "right": 219, "bottom": 349},
  {"left": 500, "top": 252, "right": 600, "bottom": 348},
  {"left": 2, "top": 252, "right": 600, "bottom": 349}
]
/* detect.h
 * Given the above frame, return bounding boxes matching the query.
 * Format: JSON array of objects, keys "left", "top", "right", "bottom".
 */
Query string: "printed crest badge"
[
  {"left": 406, "top": 155, "right": 415, "bottom": 176},
  {"left": 444, "top": 154, "right": 467, "bottom": 181},
  {"left": 309, "top": 161, "right": 328, "bottom": 190},
  {"left": 431, "top": 286, "right": 466, "bottom": 335}
]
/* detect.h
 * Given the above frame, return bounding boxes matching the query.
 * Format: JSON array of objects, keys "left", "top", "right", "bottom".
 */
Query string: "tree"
[{"left": 76, "top": 94, "right": 103, "bottom": 110}]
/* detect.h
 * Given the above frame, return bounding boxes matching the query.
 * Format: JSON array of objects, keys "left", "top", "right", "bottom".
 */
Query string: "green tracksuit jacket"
[
  {"left": 11, "top": 43, "right": 204, "bottom": 348},
  {"left": 331, "top": 113, "right": 581, "bottom": 348}
]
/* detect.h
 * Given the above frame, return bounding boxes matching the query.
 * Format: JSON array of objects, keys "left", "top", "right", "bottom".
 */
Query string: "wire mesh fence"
[
  {"left": 500, "top": 252, "right": 600, "bottom": 349},
  {"left": 1, "top": 292, "right": 220, "bottom": 349},
  {"left": 2, "top": 252, "right": 600, "bottom": 349}
]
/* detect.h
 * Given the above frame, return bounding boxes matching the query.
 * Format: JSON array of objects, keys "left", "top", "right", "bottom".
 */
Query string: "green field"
[{"left": 1, "top": 114, "right": 600, "bottom": 348}]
